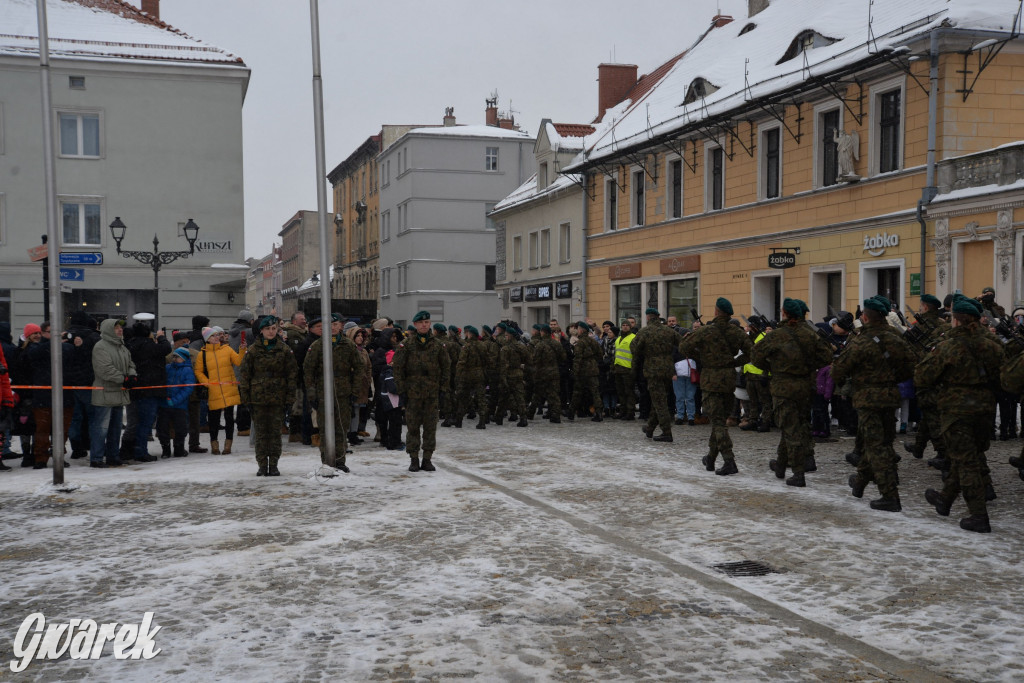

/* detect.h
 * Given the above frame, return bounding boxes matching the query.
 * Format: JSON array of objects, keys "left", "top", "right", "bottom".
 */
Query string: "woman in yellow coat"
[{"left": 194, "top": 326, "right": 246, "bottom": 454}]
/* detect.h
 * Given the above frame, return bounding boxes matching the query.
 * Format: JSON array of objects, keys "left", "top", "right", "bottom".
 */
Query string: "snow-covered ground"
[{"left": 1, "top": 418, "right": 1021, "bottom": 681}]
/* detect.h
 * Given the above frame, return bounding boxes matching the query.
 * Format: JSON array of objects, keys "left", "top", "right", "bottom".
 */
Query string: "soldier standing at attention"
[
  {"left": 394, "top": 311, "right": 451, "bottom": 472},
  {"left": 917, "top": 294, "right": 1004, "bottom": 532},
  {"left": 496, "top": 322, "right": 530, "bottom": 427},
  {"left": 454, "top": 325, "right": 489, "bottom": 429},
  {"left": 303, "top": 313, "right": 362, "bottom": 473},
  {"left": 438, "top": 324, "right": 460, "bottom": 427},
  {"left": 632, "top": 308, "right": 683, "bottom": 442},
  {"left": 239, "top": 315, "right": 297, "bottom": 477},
  {"left": 679, "top": 298, "right": 752, "bottom": 474},
  {"left": 751, "top": 298, "right": 832, "bottom": 487},
  {"left": 832, "top": 296, "right": 915, "bottom": 511},
  {"left": 571, "top": 321, "right": 603, "bottom": 422}
]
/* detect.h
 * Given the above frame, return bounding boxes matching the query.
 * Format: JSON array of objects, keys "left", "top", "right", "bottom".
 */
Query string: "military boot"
[
  {"left": 268, "top": 462, "right": 280, "bottom": 476},
  {"left": 408, "top": 455, "right": 420, "bottom": 472},
  {"left": 441, "top": 418, "right": 452, "bottom": 428},
  {"left": 210, "top": 440, "right": 220, "bottom": 455},
  {"left": 927, "top": 455, "right": 950, "bottom": 471},
  {"left": 454, "top": 417, "right": 463, "bottom": 428},
  {"left": 985, "top": 483, "right": 997, "bottom": 501},
  {"left": 476, "top": 416, "right": 486, "bottom": 430},
  {"left": 845, "top": 451, "right": 861, "bottom": 467},
  {"left": 715, "top": 460, "right": 739, "bottom": 476},
  {"left": 160, "top": 441, "right": 172, "bottom": 459},
  {"left": 591, "top": 412, "right": 603, "bottom": 422},
  {"left": 652, "top": 432, "right": 672, "bottom": 442},
  {"left": 769, "top": 459, "right": 785, "bottom": 479},
  {"left": 517, "top": 416, "right": 528, "bottom": 427},
  {"left": 549, "top": 413, "right": 561, "bottom": 424},
  {"left": 222, "top": 439, "right": 232, "bottom": 455},
  {"left": 421, "top": 453, "right": 436, "bottom": 472},
  {"left": 803, "top": 455, "right": 817, "bottom": 472},
  {"left": 925, "top": 488, "right": 951, "bottom": 516},
  {"left": 786, "top": 473, "right": 806, "bottom": 487},
  {"left": 702, "top": 454, "right": 716, "bottom": 471},
  {"left": 493, "top": 414, "right": 503, "bottom": 426},
  {"left": 959, "top": 514, "right": 991, "bottom": 533},
  {"left": 869, "top": 496, "right": 902, "bottom": 512},
  {"left": 848, "top": 474, "right": 867, "bottom": 498},
  {"left": 257, "top": 465, "right": 267, "bottom": 476},
  {"left": 903, "top": 441, "right": 923, "bottom": 458},
  {"left": 642, "top": 424, "right": 655, "bottom": 438}
]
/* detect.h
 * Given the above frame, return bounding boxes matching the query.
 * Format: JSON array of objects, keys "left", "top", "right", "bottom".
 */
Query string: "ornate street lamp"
[{"left": 109, "top": 217, "right": 200, "bottom": 329}]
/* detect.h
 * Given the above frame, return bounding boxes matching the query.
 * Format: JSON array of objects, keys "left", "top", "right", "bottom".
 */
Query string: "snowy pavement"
[{"left": 1, "top": 418, "right": 1022, "bottom": 681}]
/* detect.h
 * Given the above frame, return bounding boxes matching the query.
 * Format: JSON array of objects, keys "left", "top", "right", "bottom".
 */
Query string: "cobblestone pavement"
[{"left": 0, "top": 416, "right": 1021, "bottom": 681}]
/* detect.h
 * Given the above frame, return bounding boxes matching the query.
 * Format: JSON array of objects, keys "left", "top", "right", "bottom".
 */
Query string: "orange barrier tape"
[{"left": 10, "top": 381, "right": 239, "bottom": 391}]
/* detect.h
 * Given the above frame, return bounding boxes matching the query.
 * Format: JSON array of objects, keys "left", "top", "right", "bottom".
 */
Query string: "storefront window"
[
  {"left": 615, "top": 283, "right": 641, "bottom": 325},
  {"left": 0, "top": 289, "right": 9, "bottom": 327},
  {"left": 667, "top": 278, "right": 698, "bottom": 326}
]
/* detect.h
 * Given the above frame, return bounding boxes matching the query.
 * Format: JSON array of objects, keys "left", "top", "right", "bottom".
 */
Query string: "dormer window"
[
  {"left": 739, "top": 23, "right": 756, "bottom": 35},
  {"left": 778, "top": 30, "right": 837, "bottom": 64},
  {"left": 683, "top": 77, "right": 720, "bottom": 105},
  {"left": 539, "top": 162, "right": 549, "bottom": 189}
]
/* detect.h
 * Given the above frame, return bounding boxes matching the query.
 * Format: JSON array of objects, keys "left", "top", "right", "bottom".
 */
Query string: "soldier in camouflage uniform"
[
  {"left": 679, "top": 298, "right": 753, "bottom": 473},
  {"left": 632, "top": 309, "right": 683, "bottom": 441},
  {"left": 570, "top": 322, "right": 603, "bottom": 422},
  {"left": 528, "top": 324, "right": 565, "bottom": 423},
  {"left": 239, "top": 315, "right": 297, "bottom": 476},
  {"left": 438, "top": 324, "right": 461, "bottom": 426},
  {"left": 480, "top": 326, "right": 502, "bottom": 422},
  {"left": 281, "top": 311, "right": 308, "bottom": 443},
  {"left": 903, "top": 294, "right": 952, "bottom": 468},
  {"left": 393, "top": 310, "right": 451, "bottom": 471},
  {"left": 751, "top": 299, "right": 832, "bottom": 487},
  {"left": 832, "top": 296, "right": 915, "bottom": 512},
  {"left": 303, "top": 313, "right": 362, "bottom": 473},
  {"left": 1001, "top": 342, "right": 1024, "bottom": 483},
  {"left": 455, "top": 325, "right": 489, "bottom": 429},
  {"left": 917, "top": 294, "right": 1004, "bottom": 533},
  {"left": 496, "top": 322, "right": 530, "bottom": 427}
]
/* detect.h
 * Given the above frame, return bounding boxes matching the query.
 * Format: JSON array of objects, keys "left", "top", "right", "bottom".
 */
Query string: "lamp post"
[{"left": 109, "top": 217, "right": 200, "bottom": 329}]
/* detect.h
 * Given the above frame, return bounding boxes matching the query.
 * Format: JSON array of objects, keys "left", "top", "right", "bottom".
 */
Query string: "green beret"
[
  {"left": 577, "top": 321, "right": 590, "bottom": 332},
  {"left": 464, "top": 325, "right": 479, "bottom": 337},
  {"left": 539, "top": 323, "right": 552, "bottom": 333},
  {"left": 495, "top": 322, "right": 508, "bottom": 331},
  {"left": 715, "top": 297, "right": 734, "bottom": 316},
  {"left": 448, "top": 325, "right": 458, "bottom": 334},
  {"left": 482, "top": 325, "right": 492, "bottom": 335},
  {"left": 645, "top": 307, "right": 660, "bottom": 316},
  {"left": 432, "top": 323, "right": 447, "bottom": 333},
  {"left": 782, "top": 298, "right": 804, "bottom": 318},
  {"left": 863, "top": 296, "right": 889, "bottom": 314},
  {"left": 920, "top": 294, "right": 941, "bottom": 309},
  {"left": 330, "top": 313, "right": 343, "bottom": 323},
  {"left": 532, "top": 323, "right": 542, "bottom": 331},
  {"left": 256, "top": 315, "right": 279, "bottom": 331},
  {"left": 407, "top": 324, "right": 415, "bottom": 331},
  {"left": 412, "top": 310, "right": 431, "bottom": 322},
  {"left": 982, "top": 286, "right": 995, "bottom": 294},
  {"left": 952, "top": 293, "right": 983, "bottom": 317}
]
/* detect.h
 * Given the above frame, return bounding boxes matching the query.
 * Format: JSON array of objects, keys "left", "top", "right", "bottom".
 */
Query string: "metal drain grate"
[{"left": 712, "top": 560, "right": 779, "bottom": 577}]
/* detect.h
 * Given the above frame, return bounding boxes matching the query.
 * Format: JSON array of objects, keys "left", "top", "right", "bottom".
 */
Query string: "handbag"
[{"left": 689, "top": 361, "right": 700, "bottom": 384}]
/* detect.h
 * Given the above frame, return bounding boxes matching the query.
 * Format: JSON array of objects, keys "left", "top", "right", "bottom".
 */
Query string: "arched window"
[
  {"left": 778, "top": 30, "right": 837, "bottom": 64},
  {"left": 683, "top": 78, "right": 720, "bottom": 105}
]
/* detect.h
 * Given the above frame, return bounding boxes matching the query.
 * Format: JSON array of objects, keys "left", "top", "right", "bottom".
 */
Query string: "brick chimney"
[
  {"left": 443, "top": 106, "right": 456, "bottom": 127},
  {"left": 498, "top": 115, "right": 515, "bottom": 130},
  {"left": 597, "top": 63, "right": 638, "bottom": 122},
  {"left": 748, "top": 0, "right": 770, "bottom": 18},
  {"left": 485, "top": 96, "right": 498, "bottom": 127},
  {"left": 141, "top": 0, "right": 160, "bottom": 19},
  {"left": 711, "top": 13, "right": 734, "bottom": 28}
]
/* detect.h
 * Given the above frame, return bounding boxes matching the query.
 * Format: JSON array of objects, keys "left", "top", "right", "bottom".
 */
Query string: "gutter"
[{"left": 581, "top": 172, "right": 588, "bottom": 317}]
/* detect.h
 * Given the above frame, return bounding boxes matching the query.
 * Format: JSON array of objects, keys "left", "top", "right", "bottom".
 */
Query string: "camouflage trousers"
[
  {"left": 645, "top": 374, "right": 674, "bottom": 434},
  {"left": 456, "top": 375, "right": 488, "bottom": 419},
  {"left": 406, "top": 395, "right": 439, "bottom": 457},
  {"left": 772, "top": 395, "right": 812, "bottom": 475},
  {"left": 855, "top": 408, "right": 899, "bottom": 498},
  {"left": 913, "top": 392, "right": 945, "bottom": 457},
  {"left": 572, "top": 374, "right": 600, "bottom": 416},
  {"left": 316, "top": 396, "right": 351, "bottom": 466},
  {"left": 440, "top": 380, "right": 457, "bottom": 420},
  {"left": 703, "top": 390, "right": 735, "bottom": 462},
  {"left": 499, "top": 374, "right": 527, "bottom": 417},
  {"left": 612, "top": 368, "right": 635, "bottom": 415},
  {"left": 940, "top": 416, "right": 992, "bottom": 516},
  {"left": 529, "top": 372, "right": 561, "bottom": 416},
  {"left": 251, "top": 404, "right": 284, "bottom": 468}
]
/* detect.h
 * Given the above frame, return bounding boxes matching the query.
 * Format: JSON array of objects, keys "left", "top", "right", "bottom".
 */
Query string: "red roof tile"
[{"left": 552, "top": 123, "right": 597, "bottom": 138}]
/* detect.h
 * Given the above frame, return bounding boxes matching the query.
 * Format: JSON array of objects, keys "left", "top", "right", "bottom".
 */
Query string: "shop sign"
[
  {"left": 768, "top": 252, "right": 795, "bottom": 269},
  {"left": 509, "top": 286, "right": 522, "bottom": 302},
  {"left": 609, "top": 263, "right": 641, "bottom": 280},
  {"left": 863, "top": 231, "right": 899, "bottom": 257},
  {"left": 525, "top": 284, "right": 552, "bottom": 302},
  {"left": 660, "top": 255, "right": 700, "bottom": 275},
  {"left": 555, "top": 281, "right": 573, "bottom": 299}
]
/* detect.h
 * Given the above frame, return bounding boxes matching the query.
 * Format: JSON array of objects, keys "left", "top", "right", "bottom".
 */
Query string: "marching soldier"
[
  {"left": 393, "top": 311, "right": 451, "bottom": 472},
  {"left": 632, "top": 308, "right": 683, "bottom": 441},
  {"left": 903, "top": 294, "right": 952, "bottom": 465},
  {"left": 528, "top": 324, "right": 565, "bottom": 423}
]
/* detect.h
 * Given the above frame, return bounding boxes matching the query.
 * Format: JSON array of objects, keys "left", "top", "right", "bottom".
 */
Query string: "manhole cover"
[{"left": 711, "top": 560, "right": 779, "bottom": 577}]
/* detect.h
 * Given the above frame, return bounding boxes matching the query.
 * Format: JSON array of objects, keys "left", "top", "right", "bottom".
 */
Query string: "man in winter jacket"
[
  {"left": 127, "top": 322, "right": 171, "bottom": 462},
  {"left": 90, "top": 318, "right": 137, "bottom": 468},
  {"left": 26, "top": 324, "right": 74, "bottom": 468},
  {"left": 66, "top": 311, "right": 101, "bottom": 460}
]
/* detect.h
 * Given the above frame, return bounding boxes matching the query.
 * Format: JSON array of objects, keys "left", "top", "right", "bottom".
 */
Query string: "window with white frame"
[
  {"left": 486, "top": 147, "right": 499, "bottom": 171},
  {"left": 631, "top": 169, "right": 645, "bottom": 226},
  {"left": 60, "top": 198, "right": 102, "bottom": 245},
  {"left": 381, "top": 210, "right": 390, "bottom": 241},
  {"left": 873, "top": 81, "right": 904, "bottom": 175},
  {"left": 558, "top": 222, "right": 571, "bottom": 263},
  {"left": 605, "top": 177, "right": 618, "bottom": 231},
  {"left": 381, "top": 267, "right": 390, "bottom": 297},
  {"left": 529, "top": 231, "right": 539, "bottom": 268},
  {"left": 513, "top": 235, "right": 522, "bottom": 272},
  {"left": 668, "top": 157, "right": 683, "bottom": 218},
  {"left": 760, "top": 124, "right": 781, "bottom": 199},
  {"left": 540, "top": 228, "right": 551, "bottom": 267},
  {"left": 816, "top": 106, "right": 841, "bottom": 187},
  {"left": 539, "top": 162, "right": 548, "bottom": 189},
  {"left": 58, "top": 111, "right": 101, "bottom": 158},
  {"left": 485, "top": 203, "right": 497, "bottom": 230},
  {"left": 705, "top": 143, "right": 725, "bottom": 211}
]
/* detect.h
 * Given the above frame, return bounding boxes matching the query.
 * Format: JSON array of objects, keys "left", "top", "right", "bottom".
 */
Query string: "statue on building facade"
[{"left": 834, "top": 128, "right": 860, "bottom": 182}]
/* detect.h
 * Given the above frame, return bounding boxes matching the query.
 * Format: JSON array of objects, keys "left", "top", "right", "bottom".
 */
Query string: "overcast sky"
[{"left": 155, "top": 0, "right": 748, "bottom": 259}]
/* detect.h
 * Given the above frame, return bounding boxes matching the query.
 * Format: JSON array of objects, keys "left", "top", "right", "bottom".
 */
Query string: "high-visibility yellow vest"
[
  {"left": 744, "top": 331, "right": 766, "bottom": 375},
  {"left": 614, "top": 333, "right": 635, "bottom": 368}
]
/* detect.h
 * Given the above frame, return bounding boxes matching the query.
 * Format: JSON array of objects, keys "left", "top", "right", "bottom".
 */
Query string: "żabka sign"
[
  {"left": 768, "top": 253, "right": 795, "bottom": 269},
  {"left": 863, "top": 231, "right": 899, "bottom": 257}
]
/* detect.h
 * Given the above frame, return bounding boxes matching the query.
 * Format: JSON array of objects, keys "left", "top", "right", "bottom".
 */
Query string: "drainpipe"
[
  {"left": 580, "top": 171, "right": 588, "bottom": 318},
  {"left": 917, "top": 30, "right": 940, "bottom": 299}
]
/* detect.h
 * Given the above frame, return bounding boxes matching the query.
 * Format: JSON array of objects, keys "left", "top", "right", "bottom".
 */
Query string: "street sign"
[
  {"left": 28, "top": 244, "right": 49, "bottom": 262},
  {"left": 59, "top": 252, "right": 103, "bottom": 265},
  {"left": 59, "top": 268, "right": 85, "bottom": 282}
]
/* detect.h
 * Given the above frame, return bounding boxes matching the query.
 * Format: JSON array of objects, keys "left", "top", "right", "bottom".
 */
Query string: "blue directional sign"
[
  {"left": 59, "top": 268, "right": 85, "bottom": 282},
  {"left": 59, "top": 252, "right": 103, "bottom": 265}
]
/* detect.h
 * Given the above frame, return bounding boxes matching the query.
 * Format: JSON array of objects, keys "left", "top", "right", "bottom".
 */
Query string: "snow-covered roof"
[
  {"left": 406, "top": 124, "right": 534, "bottom": 140},
  {"left": 568, "top": 0, "right": 1023, "bottom": 170},
  {"left": 492, "top": 171, "right": 580, "bottom": 214},
  {"left": 297, "top": 264, "right": 335, "bottom": 293},
  {"left": 545, "top": 122, "right": 595, "bottom": 153},
  {"left": 0, "top": 0, "right": 245, "bottom": 66}
]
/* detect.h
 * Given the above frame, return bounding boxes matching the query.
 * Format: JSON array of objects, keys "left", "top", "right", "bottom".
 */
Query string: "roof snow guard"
[
  {"left": 0, "top": 0, "right": 245, "bottom": 65},
  {"left": 565, "top": 0, "right": 1024, "bottom": 175}
]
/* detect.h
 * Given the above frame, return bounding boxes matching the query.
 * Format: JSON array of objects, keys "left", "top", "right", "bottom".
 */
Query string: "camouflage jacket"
[
  {"left": 456, "top": 338, "right": 487, "bottom": 382},
  {"left": 281, "top": 322, "right": 307, "bottom": 354},
  {"left": 499, "top": 336, "right": 529, "bottom": 379},
  {"left": 444, "top": 334, "right": 461, "bottom": 383},
  {"left": 916, "top": 324, "right": 1003, "bottom": 426},
  {"left": 678, "top": 315, "right": 752, "bottom": 392},
  {"left": 394, "top": 332, "right": 451, "bottom": 400},
  {"left": 530, "top": 336, "right": 564, "bottom": 380},
  {"left": 909, "top": 310, "right": 951, "bottom": 361},
  {"left": 631, "top": 320, "right": 682, "bottom": 380},
  {"left": 831, "top": 321, "right": 914, "bottom": 410},
  {"left": 750, "top": 320, "right": 832, "bottom": 400},
  {"left": 303, "top": 334, "right": 363, "bottom": 403},
  {"left": 572, "top": 334, "right": 602, "bottom": 378},
  {"left": 481, "top": 334, "right": 502, "bottom": 378},
  {"left": 239, "top": 338, "right": 297, "bottom": 407}
]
